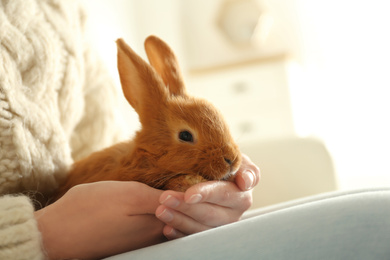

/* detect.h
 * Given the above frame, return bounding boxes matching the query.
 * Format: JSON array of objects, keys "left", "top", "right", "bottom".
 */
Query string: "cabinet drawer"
[{"left": 185, "top": 58, "right": 294, "bottom": 140}]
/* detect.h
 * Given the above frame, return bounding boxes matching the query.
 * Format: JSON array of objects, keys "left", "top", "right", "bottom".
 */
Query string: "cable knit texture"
[
  {"left": 0, "top": 196, "right": 44, "bottom": 260},
  {"left": 0, "top": 0, "right": 124, "bottom": 195},
  {"left": 0, "top": 0, "right": 125, "bottom": 258}
]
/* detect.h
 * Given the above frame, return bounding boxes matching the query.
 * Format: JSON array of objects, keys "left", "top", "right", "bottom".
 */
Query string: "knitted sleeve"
[{"left": 0, "top": 196, "right": 45, "bottom": 260}]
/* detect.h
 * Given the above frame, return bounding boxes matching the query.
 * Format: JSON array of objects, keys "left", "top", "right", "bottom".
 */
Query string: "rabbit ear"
[
  {"left": 144, "top": 35, "right": 186, "bottom": 97},
  {"left": 116, "top": 38, "right": 167, "bottom": 119}
]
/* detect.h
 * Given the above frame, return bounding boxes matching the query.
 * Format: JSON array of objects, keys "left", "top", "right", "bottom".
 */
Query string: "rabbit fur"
[{"left": 54, "top": 36, "right": 241, "bottom": 200}]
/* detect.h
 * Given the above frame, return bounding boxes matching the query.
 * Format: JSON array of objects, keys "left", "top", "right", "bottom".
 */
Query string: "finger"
[
  {"left": 159, "top": 190, "right": 245, "bottom": 227},
  {"left": 235, "top": 154, "right": 261, "bottom": 191},
  {"left": 184, "top": 181, "right": 252, "bottom": 211},
  {"left": 159, "top": 190, "right": 185, "bottom": 207},
  {"left": 156, "top": 205, "right": 212, "bottom": 234},
  {"left": 157, "top": 198, "right": 240, "bottom": 228},
  {"left": 235, "top": 170, "right": 258, "bottom": 191},
  {"left": 162, "top": 225, "right": 186, "bottom": 240}
]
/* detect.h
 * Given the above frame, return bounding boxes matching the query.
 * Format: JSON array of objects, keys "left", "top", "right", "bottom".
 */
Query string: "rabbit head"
[{"left": 116, "top": 36, "right": 241, "bottom": 186}]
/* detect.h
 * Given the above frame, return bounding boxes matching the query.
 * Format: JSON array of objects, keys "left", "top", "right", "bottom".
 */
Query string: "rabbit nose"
[{"left": 224, "top": 157, "right": 232, "bottom": 165}]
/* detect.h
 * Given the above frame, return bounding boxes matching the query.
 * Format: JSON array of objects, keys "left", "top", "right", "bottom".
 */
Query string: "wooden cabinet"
[{"left": 186, "top": 57, "right": 295, "bottom": 142}]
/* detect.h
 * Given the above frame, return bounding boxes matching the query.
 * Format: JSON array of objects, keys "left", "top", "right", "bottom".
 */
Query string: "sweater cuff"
[{"left": 0, "top": 195, "right": 45, "bottom": 260}]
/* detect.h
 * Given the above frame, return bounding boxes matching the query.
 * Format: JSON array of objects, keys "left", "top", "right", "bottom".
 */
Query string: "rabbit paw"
[{"left": 164, "top": 174, "right": 207, "bottom": 192}]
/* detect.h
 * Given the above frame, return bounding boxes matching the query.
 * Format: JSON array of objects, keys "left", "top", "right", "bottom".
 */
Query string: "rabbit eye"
[{"left": 179, "top": 130, "right": 194, "bottom": 143}]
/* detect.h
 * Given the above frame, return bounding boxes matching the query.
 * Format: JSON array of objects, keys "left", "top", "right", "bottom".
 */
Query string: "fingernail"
[
  {"left": 165, "top": 226, "right": 177, "bottom": 239},
  {"left": 157, "top": 208, "right": 174, "bottom": 222},
  {"left": 243, "top": 170, "right": 255, "bottom": 190},
  {"left": 187, "top": 194, "right": 202, "bottom": 204},
  {"left": 161, "top": 195, "right": 180, "bottom": 208}
]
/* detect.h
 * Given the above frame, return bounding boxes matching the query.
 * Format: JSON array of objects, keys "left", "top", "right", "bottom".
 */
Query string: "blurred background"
[{"left": 80, "top": 0, "right": 390, "bottom": 208}]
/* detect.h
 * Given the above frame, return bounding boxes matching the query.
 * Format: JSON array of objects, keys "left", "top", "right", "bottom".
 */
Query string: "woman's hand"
[
  {"left": 234, "top": 153, "right": 261, "bottom": 191},
  {"left": 35, "top": 181, "right": 166, "bottom": 260},
  {"left": 156, "top": 154, "right": 260, "bottom": 239}
]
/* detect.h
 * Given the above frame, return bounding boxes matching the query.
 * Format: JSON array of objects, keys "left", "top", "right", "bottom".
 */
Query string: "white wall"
[{"left": 290, "top": 0, "right": 390, "bottom": 189}]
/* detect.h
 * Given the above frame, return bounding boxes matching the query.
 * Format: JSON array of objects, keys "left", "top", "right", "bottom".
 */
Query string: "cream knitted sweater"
[{"left": 0, "top": 0, "right": 123, "bottom": 259}]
